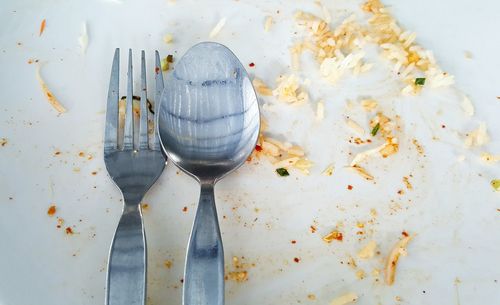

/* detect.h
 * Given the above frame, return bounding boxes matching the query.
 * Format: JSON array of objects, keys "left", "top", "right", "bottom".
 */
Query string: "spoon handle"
[{"left": 183, "top": 183, "right": 224, "bottom": 305}]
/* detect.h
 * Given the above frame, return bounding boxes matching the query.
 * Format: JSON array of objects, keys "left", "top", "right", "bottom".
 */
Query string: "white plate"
[{"left": 1, "top": 0, "right": 499, "bottom": 304}]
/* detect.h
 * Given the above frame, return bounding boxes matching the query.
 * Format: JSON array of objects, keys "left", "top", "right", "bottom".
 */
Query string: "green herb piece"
[
  {"left": 491, "top": 179, "right": 500, "bottom": 191},
  {"left": 371, "top": 123, "right": 380, "bottom": 136},
  {"left": 415, "top": 78, "right": 426, "bottom": 86},
  {"left": 276, "top": 167, "right": 290, "bottom": 177}
]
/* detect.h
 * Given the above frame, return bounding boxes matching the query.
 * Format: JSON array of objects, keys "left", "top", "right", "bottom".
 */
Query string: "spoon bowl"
[
  {"left": 158, "top": 42, "right": 260, "bottom": 183},
  {"left": 158, "top": 42, "right": 260, "bottom": 305}
]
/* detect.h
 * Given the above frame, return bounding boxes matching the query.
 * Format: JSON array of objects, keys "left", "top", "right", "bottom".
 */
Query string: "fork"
[{"left": 104, "top": 48, "right": 166, "bottom": 305}]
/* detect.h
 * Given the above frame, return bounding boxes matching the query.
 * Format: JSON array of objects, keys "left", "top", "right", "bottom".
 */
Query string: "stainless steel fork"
[{"left": 104, "top": 49, "right": 166, "bottom": 305}]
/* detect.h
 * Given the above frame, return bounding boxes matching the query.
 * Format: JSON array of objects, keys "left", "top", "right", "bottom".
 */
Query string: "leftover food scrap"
[
  {"left": 330, "top": 292, "right": 358, "bottom": 305},
  {"left": 385, "top": 233, "right": 412, "bottom": 285},
  {"left": 36, "top": 65, "right": 66, "bottom": 113}
]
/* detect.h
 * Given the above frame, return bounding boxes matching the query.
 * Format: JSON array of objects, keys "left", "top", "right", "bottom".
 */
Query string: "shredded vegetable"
[{"left": 36, "top": 65, "right": 66, "bottom": 113}]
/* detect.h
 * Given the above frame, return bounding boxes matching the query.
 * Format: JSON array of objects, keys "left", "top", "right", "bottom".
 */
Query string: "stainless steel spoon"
[{"left": 157, "top": 42, "right": 260, "bottom": 305}]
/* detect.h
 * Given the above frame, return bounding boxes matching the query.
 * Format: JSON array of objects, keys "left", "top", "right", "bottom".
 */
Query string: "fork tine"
[
  {"left": 139, "top": 50, "right": 148, "bottom": 149},
  {"left": 123, "top": 49, "right": 134, "bottom": 150},
  {"left": 153, "top": 50, "right": 164, "bottom": 151},
  {"left": 104, "top": 48, "right": 120, "bottom": 152}
]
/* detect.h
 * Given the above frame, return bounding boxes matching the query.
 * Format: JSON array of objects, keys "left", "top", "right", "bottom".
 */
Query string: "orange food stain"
[
  {"left": 39, "top": 19, "right": 46, "bottom": 36},
  {"left": 47, "top": 205, "right": 56, "bottom": 216}
]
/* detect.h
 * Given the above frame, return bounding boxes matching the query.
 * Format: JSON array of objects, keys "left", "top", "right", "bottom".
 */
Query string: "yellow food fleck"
[
  {"left": 402, "top": 176, "right": 413, "bottom": 190},
  {"left": 330, "top": 292, "right": 358, "bottom": 305},
  {"left": 358, "top": 240, "right": 377, "bottom": 259},
  {"left": 322, "top": 230, "right": 343, "bottom": 243},
  {"left": 163, "top": 260, "right": 173, "bottom": 269}
]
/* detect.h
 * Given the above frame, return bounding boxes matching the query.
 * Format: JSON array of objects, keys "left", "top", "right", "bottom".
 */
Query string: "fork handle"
[
  {"left": 106, "top": 204, "right": 147, "bottom": 305},
  {"left": 183, "top": 183, "right": 224, "bottom": 305}
]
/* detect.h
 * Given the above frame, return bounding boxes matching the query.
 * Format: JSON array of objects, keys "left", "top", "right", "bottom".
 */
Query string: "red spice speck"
[
  {"left": 249, "top": 62, "right": 255, "bottom": 67},
  {"left": 255, "top": 144, "right": 263, "bottom": 152},
  {"left": 291, "top": 240, "right": 297, "bottom": 244},
  {"left": 347, "top": 185, "right": 353, "bottom": 190},
  {"left": 65, "top": 227, "right": 74, "bottom": 235},
  {"left": 293, "top": 257, "right": 300, "bottom": 263},
  {"left": 402, "top": 231, "right": 409, "bottom": 237},
  {"left": 47, "top": 205, "right": 56, "bottom": 216},
  {"left": 155, "top": 67, "right": 160, "bottom": 74}
]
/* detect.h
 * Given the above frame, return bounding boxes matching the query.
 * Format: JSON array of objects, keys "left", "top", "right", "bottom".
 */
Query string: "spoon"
[{"left": 157, "top": 42, "right": 260, "bottom": 305}]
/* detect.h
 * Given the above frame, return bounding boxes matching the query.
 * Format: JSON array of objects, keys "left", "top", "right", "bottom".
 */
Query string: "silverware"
[
  {"left": 104, "top": 48, "right": 166, "bottom": 305},
  {"left": 157, "top": 42, "right": 260, "bottom": 305}
]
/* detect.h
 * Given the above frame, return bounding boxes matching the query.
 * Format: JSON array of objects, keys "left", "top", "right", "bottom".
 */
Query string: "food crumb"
[
  {"left": 322, "top": 164, "right": 334, "bottom": 176},
  {"left": 248, "top": 62, "right": 255, "bottom": 67},
  {"left": 330, "top": 292, "right": 358, "bottom": 305},
  {"left": 91, "top": 171, "right": 97, "bottom": 175},
  {"left": 358, "top": 240, "right": 377, "bottom": 259},
  {"left": 142, "top": 203, "right": 149, "bottom": 210},
  {"left": 54, "top": 151, "right": 61, "bottom": 156},
  {"left": 310, "top": 225, "right": 317, "bottom": 233},
  {"left": 355, "top": 269, "right": 366, "bottom": 280},
  {"left": 182, "top": 206, "right": 188, "bottom": 212},
  {"left": 65, "top": 227, "right": 74, "bottom": 235},
  {"left": 291, "top": 240, "right": 297, "bottom": 244},
  {"left": 163, "top": 260, "right": 173, "bottom": 269},
  {"left": 209, "top": 17, "right": 227, "bottom": 38},
  {"left": 491, "top": 179, "right": 500, "bottom": 192},
  {"left": 226, "top": 271, "right": 248, "bottom": 282},
  {"left": 293, "top": 257, "right": 300, "bottom": 263},
  {"left": 307, "top": 294, "right": 316, "bottom": 300},
  {"left": 163, "top": 33, "right": 173, "bottom": 44},
  {"left": 39, "top": 19, "right": 46, "bottom": 36},
  {"left": 403, "top": 176, "right": 413, "bottom": 190},
  {"left": 412, "top": 139, "right": 425, "bottom": 155},
  {"left": 78, "top": 152, "right": 85, "bottom": 157},
  {"left": 47, "top": 204, "right": 57, "bottom": 216},
  {"left": 0, "top": 138, "right": 7, "bottom": 147},
  {"left": 347, "top": 185, "right": 353, "bottom": 190},
  {"left": 323, "top": 230, "right": 343, "bottom": 243},
  {"left": 264, "top": 16, "right": 273, "bottom": 32},
  {"left": 56, "top": 217, "right": 64, "bottom": 228}
]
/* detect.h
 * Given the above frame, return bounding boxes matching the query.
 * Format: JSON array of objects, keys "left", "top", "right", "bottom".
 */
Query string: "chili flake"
[
  {"left": 47, "top": 205, "right": 56, "bottom": 216},
  {"left": 39, "top": 19, "right": 46, "bottom": 36}
]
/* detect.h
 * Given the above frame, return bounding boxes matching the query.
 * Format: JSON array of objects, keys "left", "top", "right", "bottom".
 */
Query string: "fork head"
[{"left": 103, "top": 49, "right": 166, "bottom": 204}]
